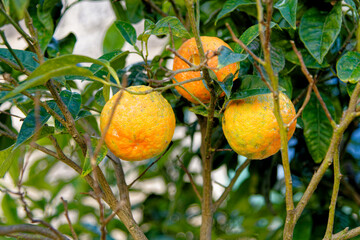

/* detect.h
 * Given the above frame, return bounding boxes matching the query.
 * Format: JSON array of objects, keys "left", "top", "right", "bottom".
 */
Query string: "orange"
[
  {"left": 172, "top": 36, "right": 238, "bottom": 104},
  {"left": 100, "top": 85, "right": 176, "bottom": 161},
  {"left": 222, "top": 93, "right": 296, "bottom": 160}
]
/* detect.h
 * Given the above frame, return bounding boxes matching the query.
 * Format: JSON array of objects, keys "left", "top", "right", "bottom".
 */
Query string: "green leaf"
[
  {"left": 151, "top": 16, "right": 190, "bottom": 39},
  {"left": 81, "top": 138, "right": 108, "bottom": 177},
  {"left": 218, "top": 46, "right": 247, "bottom": 69},
  {"left": 138, "top": 19, "right": 155, "bottom": 42},
  {"left": 125, "top": 0, "right": 144, "bottom": 23},
  {"left": 103, "top": 22, "right": 125, "bottom": 54},
  {"left": 188, "top": 105, "right": 221, "bottom": 118},
  {"left": 115, "top": 21, "right": 137, "bottom": 46},
  {"left": 95, "top": 88, "right": 106, "bottom": 107},
  {"left": 9, "top": 0, "right": 29, "bottom": 20},
  {"left": 214, "top": 73, "right": 234, "bottom": 99},
  {"left": 75, "top": 110, "right": 92, "bottom": 121},
  {"left": 90, "top": 51, "right": 129, "bottom": 76},
  {"left": 336, "top": 51, "right": 360, "bottom": 83},
  {"left": 274, "top": 0, "right": 297, "bottom": 29},
  {"left": 216, "top": 0, "right": 256, "bottom": 24},
  {"left": 1, "top": 194, "right": 21, "bottom": 224},
  {"left": 234, "top": 22, "right": 277, "bottom": 53},
  {"left": 14, "top": 105, "right": 52, "bottom": 149},
  {"left": 302, "top": 94, "right": 334, "bottom": 163},
  {"left": 0, "top": 145, "right": 14, "bottom": 177},
  {"left": 285, "top": 48, "right": 330, "bottom": 69},
  {"left": 299, "top": 2, "right": 342, "bottom": 64},
  {"left": 28, "top": 0, "right": 60, "bottom": 52},
  {"left": 58, "top": 33, "right": 77, "bottom": 55},
  {"left": 0, "top": 55, "right": 109, "bottom": 101},
  {"left": 293, "top": 214, "right": 312, "bottom": 240},
  {"left": 0, "top": 48, "right": 39, "bottom": 71},
  {"left": 268, "top": 45, "right": 285, "bottom": 73},
  {"left": 54, "top": 90, "right": 82, "bottom": 130},
  {"left": 230, "top": 75, "right": 285, "bottom": 100}
]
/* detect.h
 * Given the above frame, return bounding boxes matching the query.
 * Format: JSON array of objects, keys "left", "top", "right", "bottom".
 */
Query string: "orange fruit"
[
  {"left": 222, "top": 93, "right": 296, "bottom": 160},
  {"left": 100, "top": 85, "right": 176, "bottom": 161},
  {"left": 172, "top": 36, "right": 238, "bottom": 104}
]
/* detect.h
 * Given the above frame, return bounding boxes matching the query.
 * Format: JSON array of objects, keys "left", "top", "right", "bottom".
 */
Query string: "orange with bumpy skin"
[
  {"left": 100, "top": 85, "right": 176, "bottom": 161},
  {"left": 222, "top": 93, "right": 296, "bottom": 160},
  {"left": 172, "top": 36, "right": 238, "bottom": 104}
]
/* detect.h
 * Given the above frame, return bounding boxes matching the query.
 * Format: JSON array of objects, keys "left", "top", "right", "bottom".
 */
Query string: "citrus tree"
[{"left": 1, "top": 0, "right": 360, "bottom": 239}]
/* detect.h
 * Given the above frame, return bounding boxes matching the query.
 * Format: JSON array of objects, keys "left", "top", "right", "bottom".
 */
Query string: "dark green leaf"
[
  {"left": 103, "top": 23, "right": 125, "bottom": 54},
  {"left": 285, "top": 48, "right": 330, "bottom": 69},
  {"left": 14, "top": 106, "right": 52, "bottom": 149},
  {"left": 274, "top": 0, "right": 297, "bottom": 29},
  {"left": 302, "top": 94, "right": 334, "bottom": 163},
  {"left": 214, "top": 73, "right": 234, "bottom": 98},
  {"left": 269, "top": 45, "right": 285, "bottom": 73},
  {"left": 230, "top": 88, "right": 272, "bottom": 100},
  {"left": 188, "top": 105, "right": 221, "bottom": 118},
  {"left": 55, "top": 90, "right": 82, "bottom": 130},
  {"left": 95, "top": 88, "right": 106, "bottom": 107},
  {"left": 151, "top": 16, "right": 190, "bottom": 39},
  {"left": 28, "top": 0, "right": 57, "bottom": 52},
  {"left": 58, "top": 33, "right": 77, "bottom": 55},
  {"left": 81, "top": 138, "right": 108, "bottom": 177},
  {"left": 0, "top": 55, "right": 109, "bottom": 101},
  {"left": 216, "top": 0, "right": 256, "bottom": 24},
  {"left": 336, "top": 51, "right": 360, "bottom": 83},
  {"left": 234, "top": 22, "right": 277, "bottom": 53},
  {"left": 0, "top": 49, "right": 39, "bottom": 71},
  {"left": 115, "top": 21, "right": 137, "bottom": 46},
  {"left": 75, "top": 110, "right": 92, "bottom": 121},
  {"left": 230, "top": 75, "right": 285, "bottom": 100},
  {"left": 125, "top": 0, "right": 143, "bottom": 23},
  {"left": 218, "top": 46, "right": 247, "bottom": 69},
  {"left": 299, "top": 2, "right": 342, "bottom": 64},
  {"left": 346, "top": 82, "right": 357, "bottom": 96},
  {"left": 293, "top": 214, "right": 312, "bottom": 240},
  {"left": 10, "top": 0, "right": 29, "bottom": 20}
]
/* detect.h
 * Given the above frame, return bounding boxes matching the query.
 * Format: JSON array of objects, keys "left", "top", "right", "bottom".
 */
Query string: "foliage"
[{"left": 1, "top": 0, "right": 360, "bottom": 239}]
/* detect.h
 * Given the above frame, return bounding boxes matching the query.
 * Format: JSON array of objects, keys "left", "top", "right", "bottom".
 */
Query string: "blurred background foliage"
[{"left": 1, "top": 0, "right": 360, "bottom": 239}]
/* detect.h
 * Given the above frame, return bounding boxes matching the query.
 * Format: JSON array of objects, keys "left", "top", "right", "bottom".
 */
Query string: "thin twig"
[
  {"left": 0, "top": 225, "right": 59, "bottom": 239},
  {"left": 287, "top": 82, "right": 314, "bottom": 127},
  {"left": 169, "top": 0, "right": 185, "bottom": 25},
  {"left": 0, "top": 30, "right": 26, "bottom": 72},
  {"left": 225, "top": 23, "right": 265, "bottom": 65},
  {"left": 290, "top": 41, "right": 336, "bottom": 128},
  {"left": 176, "top": 155, "right": 202, "bottom": 201},
  {"left": 144, "top": 0, "right": 167, "bottom": 17},
  {"left": 60, "top": 197, "right": 78, "bottom": 240},
  {"left": 128, "top": 143, "right": 173, "bottom": 188},
  {"left": 324, "top": 147, "right": 341, "bottom": 239},
  {"left": 212, "top": 158, "right": 251, "bottom": 211}
]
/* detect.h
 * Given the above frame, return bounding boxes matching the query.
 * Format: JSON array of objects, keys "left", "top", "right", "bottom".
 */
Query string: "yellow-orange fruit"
[
  {"left": 222, "top": 93, "right": 296, "bottom": 159},
  {"left": 100, "top": 85, "right": 176, "bottom": 161},
  {"left": 172, "top": 36, "right": 238, "bottom": 104}
]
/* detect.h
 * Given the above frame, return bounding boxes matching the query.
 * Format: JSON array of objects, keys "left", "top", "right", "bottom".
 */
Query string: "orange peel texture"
[
  {"left": 100, "top": 85, "right": 176, "bottom": 161},
  {"left": 222, "top": 93, "right": 297, "bottom": 160},
  {"left": 172, "top": 36, "right": 238, "bottom": 104}
]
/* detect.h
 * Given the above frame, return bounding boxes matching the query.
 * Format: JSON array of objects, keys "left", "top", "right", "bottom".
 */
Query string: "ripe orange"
[
  {"left": 172, "top": 36, "right": 238, "bottom": 104},
  {"left": 100, "top": 85, "right": 176, "bottom": 161},
  {"left": 222, "top": 93, "right": 296, "bottom": 160}
]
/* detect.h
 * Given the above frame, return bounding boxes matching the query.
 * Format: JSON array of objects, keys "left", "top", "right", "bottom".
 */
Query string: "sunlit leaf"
[
  {"left": 81, "top": 138, "right": 108, "bottom": 177},
  {"left": 151, "top": 16, "right": 190, "bottom": 38}
]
